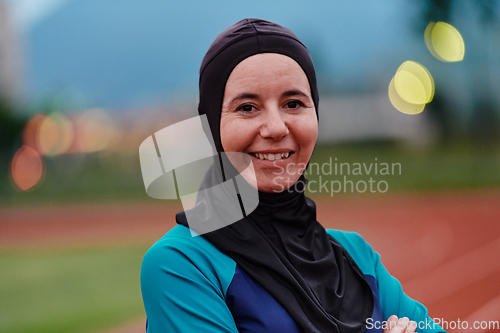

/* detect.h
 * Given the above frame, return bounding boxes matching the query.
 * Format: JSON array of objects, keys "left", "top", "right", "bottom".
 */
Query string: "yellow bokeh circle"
[
  {"left": 388, "top": 76, "right": 426, "bottom": 115},
  {"left": 425, "top": 21, "right": 465, "bottom": 62},
  {"left": 388, "top": 61, "right": 434, "bottom": 115},
  {"left": 394, "top": 61, "right": 435, "bottom": 105}
]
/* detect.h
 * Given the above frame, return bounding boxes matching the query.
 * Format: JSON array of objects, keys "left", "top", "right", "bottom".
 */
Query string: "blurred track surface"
[{"left": 1, "top": 191, "right": 499, "bottom": 332}]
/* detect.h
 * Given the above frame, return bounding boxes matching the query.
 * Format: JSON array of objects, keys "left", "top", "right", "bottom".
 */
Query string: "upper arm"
[
  {"left": 326, "top": 229, "right": 447, "bottom": 333},
  {"left": 140, "top": 242, "right": 238, "bottom": 333},
  {"left": 367, "top": 238, "right": 447, "bottom": 333}
]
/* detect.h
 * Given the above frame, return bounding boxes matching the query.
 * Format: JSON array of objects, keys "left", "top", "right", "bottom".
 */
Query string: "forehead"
[{"left": 224, "top": 53, "right": 310, "bottom": 94}]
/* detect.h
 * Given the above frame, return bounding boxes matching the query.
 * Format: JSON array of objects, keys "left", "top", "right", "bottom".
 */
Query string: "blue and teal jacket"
[{"left": 141, "top": 225, "right": 446, "bottom": 332}]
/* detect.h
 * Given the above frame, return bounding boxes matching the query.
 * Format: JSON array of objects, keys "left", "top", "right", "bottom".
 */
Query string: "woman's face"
[{"left": 220, "top": 53, "right": 318, "bottom": 193}]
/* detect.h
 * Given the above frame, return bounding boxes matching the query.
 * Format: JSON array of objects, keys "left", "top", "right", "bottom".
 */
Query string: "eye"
[
  {"left": 285, "top": 100, "right": 305, "bottom": 109},
  {"left": 237, "top": 104, "right": 255, "bottom": 112}
]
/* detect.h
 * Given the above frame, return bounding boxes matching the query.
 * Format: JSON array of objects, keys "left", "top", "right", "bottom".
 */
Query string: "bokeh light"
[
  {"left": 395, "top": 61, "right": 434, "bottom": 105},
  {"left": 388, "top": 76, "right": 426, "bottom": 115},
  {"left": 10, "top": 145, "right": 45, "bottom": 191},
  {"left": 74, "top": 108, "right": 122, "bottom": 153},
  {"left": 388, "top": 61, "right": 434, "bottom": 115},
  {"left": 22, "top": 113, "right": 46, "bottom": 152},
  {"left": 37, "top": 113, "right": 74, "bottom": 156},
  {"left": 425, "top": 21, "right": 465, "bottom": 62}
]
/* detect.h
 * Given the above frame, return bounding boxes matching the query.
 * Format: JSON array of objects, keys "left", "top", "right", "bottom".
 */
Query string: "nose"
[{"left": 259, "top": 106, "right": 289, "bottom": 140}]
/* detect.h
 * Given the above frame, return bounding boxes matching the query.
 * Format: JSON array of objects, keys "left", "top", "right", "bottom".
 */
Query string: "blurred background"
[{"left": 1, "top": 0, "right": 499, "bottom": 332}]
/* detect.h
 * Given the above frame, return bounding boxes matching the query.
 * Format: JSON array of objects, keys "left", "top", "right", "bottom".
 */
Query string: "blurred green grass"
[
  {"left": 0, "top": 244, "right": 149, "bottom": 333},
  {"left": 0, "top": 153, "right": 147, "bottom": 207},
  {"left": 304, "top": 142, "right": 500, "bottom": 195},
  {"left": 2, "top": 142, "right": 500, "bottom": 207}
]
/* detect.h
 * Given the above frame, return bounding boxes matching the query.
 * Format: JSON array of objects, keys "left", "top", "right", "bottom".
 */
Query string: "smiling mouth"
[{"left": 249, "top": 152, "right": 294, "bottom": 161}]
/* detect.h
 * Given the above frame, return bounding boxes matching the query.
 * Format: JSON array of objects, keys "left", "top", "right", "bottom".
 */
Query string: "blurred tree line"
[
  {"left": 416, "top": 0, "right": 500, "bottom": 146},
  {"left": 0, "top": 98, "right": 26, "bottom": 175}
]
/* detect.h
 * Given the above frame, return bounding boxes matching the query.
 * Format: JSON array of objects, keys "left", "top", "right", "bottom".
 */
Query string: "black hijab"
[{"left": 176, "top": 18, "right": 374, "bottom": 333}]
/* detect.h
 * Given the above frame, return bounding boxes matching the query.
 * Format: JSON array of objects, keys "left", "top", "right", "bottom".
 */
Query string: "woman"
[{"left": 141, "top": 18, "right": 446, "bottom": 333}]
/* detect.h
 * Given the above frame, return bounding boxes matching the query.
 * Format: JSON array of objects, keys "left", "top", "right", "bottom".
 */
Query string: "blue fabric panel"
[
  {"left": 227, "top": 265, "right": 385, "bottom": 333},
  {"left": 226, "top": 265, "right": 302, "bottom": 333},
  {"left": 365, "top": 275, "right": 383, "bottom": 333}
]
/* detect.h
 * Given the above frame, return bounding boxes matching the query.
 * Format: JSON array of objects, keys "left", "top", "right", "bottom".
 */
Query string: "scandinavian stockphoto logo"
[{"left": 139, "top": 115, "right": 259, "bottom": 237}]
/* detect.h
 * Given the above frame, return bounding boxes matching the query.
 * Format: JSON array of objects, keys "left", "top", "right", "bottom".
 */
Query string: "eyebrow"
[
  {"left": 229, "top": 90, "right": 310, "bottom": 105},
  {"left": 282, "top": 90, "right": 309, "bottom": 98}
]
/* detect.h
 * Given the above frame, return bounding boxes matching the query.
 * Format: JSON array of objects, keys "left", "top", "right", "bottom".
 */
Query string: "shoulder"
[
  {"left": 141, "top": 226, "right": 241, "bottom": 332},
  {"left": 141, "top": 225, "right": 237, "bottom": 296},
  {"left": 325, "top": 229, "right": 376, "bottom": 276}
]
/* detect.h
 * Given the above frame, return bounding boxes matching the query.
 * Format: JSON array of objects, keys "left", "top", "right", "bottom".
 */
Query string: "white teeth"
[{"left": 252, "top": 152, "right": 292, "bottom": 161}]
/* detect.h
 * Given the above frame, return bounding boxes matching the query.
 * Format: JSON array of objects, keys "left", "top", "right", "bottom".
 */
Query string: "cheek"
[
  {"left": 220, "top": 116, "right": 257, "bottom": 152},
  {"left": 293, "top": 116, "right": 318, "bottom": 156}
]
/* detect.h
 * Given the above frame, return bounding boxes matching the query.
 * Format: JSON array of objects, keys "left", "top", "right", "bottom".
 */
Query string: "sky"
[
  {"left": 3, "top": 0, "right": 498, "bottom": 116},
  {"left": 5, "top": 0, "right": 69, "bottom": 32},
  {"left": 9, "top": 0, "right": 422, "bottom": 110}
]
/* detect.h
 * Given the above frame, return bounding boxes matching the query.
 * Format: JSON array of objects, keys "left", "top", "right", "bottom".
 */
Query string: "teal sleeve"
[
  {"left": 326, "top": 229, "right": 447, "bottom": 333},
  {"left": 370, "top": 245, "right": 447, "bottom": 332},
  {"left": 140, "top": 226, "right": 238, "bottom": 333}
]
